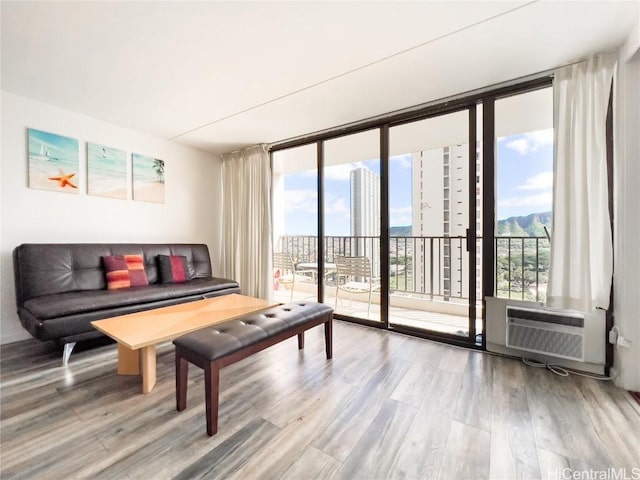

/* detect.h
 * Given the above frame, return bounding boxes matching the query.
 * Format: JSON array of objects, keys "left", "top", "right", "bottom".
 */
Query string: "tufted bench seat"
[{"left": 173, "top": 301, "right": 333, "bottom": 436}]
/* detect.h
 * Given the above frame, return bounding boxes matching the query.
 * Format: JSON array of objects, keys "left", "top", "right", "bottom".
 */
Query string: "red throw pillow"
[
  {"left": 103, "top": 255, "right": 149, "bottom": 290},
  {"left": 157, "top": 255, "right": 190, "bottom": 284}
]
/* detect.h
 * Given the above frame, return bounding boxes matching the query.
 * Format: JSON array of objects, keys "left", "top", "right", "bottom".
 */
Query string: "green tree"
[{"left": 153, "top": 159, "right": 165, "bottom": 184}]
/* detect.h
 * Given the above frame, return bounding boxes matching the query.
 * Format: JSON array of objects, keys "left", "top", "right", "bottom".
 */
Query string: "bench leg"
[
  {"left": 297, "top": 332, "right": 305, "bottom": 349},
  {"left": 175, "top": 349, "right": 188, "bottom": 412},
  {"left": 204, "top": 361, "right": 221, "bottom": 436},
  {"left": 324, "top": 316, "right": 333, "bottom": 359}
]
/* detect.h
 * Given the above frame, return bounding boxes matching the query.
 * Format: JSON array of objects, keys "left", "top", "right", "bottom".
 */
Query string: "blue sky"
[
  {"left": 282, "top": 128, "right": 553, "bottom": 235},
  {"left": 496, "top": 129, "right": 553, "bottom": 220}
]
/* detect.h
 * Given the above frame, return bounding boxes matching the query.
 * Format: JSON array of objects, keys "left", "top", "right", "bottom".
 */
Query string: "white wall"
[
  {"left": 613, "top": 23, "right": 640, "bottom": 392},
  {"left": 0, "top": 91, "right": 222, "bottom": 344}
]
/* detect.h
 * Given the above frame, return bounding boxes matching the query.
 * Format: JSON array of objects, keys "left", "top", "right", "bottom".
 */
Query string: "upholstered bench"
[{"left": 173, "top": 302, "right": 333, "bottom": 436}]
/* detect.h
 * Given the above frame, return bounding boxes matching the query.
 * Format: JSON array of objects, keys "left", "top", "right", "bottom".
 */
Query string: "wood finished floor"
[{"left": 1, "top": 321, "right": 639, "bottom": 480}]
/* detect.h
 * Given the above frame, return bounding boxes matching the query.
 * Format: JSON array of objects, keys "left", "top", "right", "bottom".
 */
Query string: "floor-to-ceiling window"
[
  {"left": 323, "top": 130, "right": 381, "bottom": 323},
  {"left": 494, "top": 86, "right": 553, "bottom": 303},
  {"left": 272, "top": 144, "right": 318, "bottom": 303},
  {"left": 271, "top": 77, "right": 553, "bottom": 349}
]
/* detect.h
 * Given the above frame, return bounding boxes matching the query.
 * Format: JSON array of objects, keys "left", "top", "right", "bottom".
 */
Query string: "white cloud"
[
  {"left": 284, "top": 190, "right": 353, "bottom": 220},
  {"left": 391, "top": 205, "right": 412, "bottom": 215},
  {"left": 506, "top": 138, "right": 529, "bottom": 155},
  {"left": 506, "top": 129, "right": 553, "bottom": 155},
  {"left": 390, "top": 154, "right": 412, "bottom": 169},
  {"left": 324, "top": 162, "right": 372, "bottom": 181},
  {"left": 516, "top": 171, "right": 553, "bottom": 191},
  {"left": 498, "top": 192, "right": 553, "bottom": 208},
  {"left": 296, "top": 169, "right": 319, "bottom": 178},
  {"left": 284, "top": 189, "right": 317, "bottom": 213},
  {"left": 390, "top": 205, "right": 412, "bottom": 225},
  {"left": 324, "top": 197, "right": 349, "bottom": 216}
]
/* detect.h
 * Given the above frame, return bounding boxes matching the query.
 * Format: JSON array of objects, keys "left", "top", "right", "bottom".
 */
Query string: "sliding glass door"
[
  {"left": 271, "top": 113, "right": 480, "bottom": 342},
  {"left": 388, "top": 108, "right": 480, "bottom": 341},
  {"left": 323, "top": 130, "right": 381, "bottom": 323}
]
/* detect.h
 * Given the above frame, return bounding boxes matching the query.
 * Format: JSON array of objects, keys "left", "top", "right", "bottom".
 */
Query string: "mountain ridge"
[
  {"left": 389, "top": 211, "right": 551, "bottom": 237},
  {"left": 390, "top": 226, "right": 412, "bottom": 236},
  {"left": 497, "top": 211, "right": 551, "bottom": 237}
]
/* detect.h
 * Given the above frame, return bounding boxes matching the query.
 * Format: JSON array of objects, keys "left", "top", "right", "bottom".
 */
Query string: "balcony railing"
[
  {"left": 495, "top": 236, "right": 550, "bottom": 302},
  {"left": 278, "top": 234, "right": 550, "bottom": 302}
]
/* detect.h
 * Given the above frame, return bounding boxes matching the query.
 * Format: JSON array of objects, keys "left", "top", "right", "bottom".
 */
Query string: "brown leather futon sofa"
[{"left": 13, "top": 243, "right": 240, "bottom": 364}]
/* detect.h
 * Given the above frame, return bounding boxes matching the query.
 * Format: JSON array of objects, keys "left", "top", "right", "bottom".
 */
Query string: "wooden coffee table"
[{"left": 92, "top": 294, "right": 276, "bottom": 394}]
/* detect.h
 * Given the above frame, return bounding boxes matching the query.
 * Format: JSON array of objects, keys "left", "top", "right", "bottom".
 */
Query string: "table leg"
[
  {"left": 117, "top": 343, "right": 140, "bottom": 375},
  {"left": 141, "top": 345, "right": 157, "bottom": 394}
]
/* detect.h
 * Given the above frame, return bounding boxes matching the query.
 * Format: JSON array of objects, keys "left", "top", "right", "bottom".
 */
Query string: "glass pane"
[
  {"left": 495, "top": 87, "right": 553, "bottom": 303},
  {"left": 272, "top": 144, "right": 318, "bottom": 303},
  {"left": 323, "top": 130, "right": 381, "bottom": 322},
  {"left": 389, "top": 110, "right": 471, "bottom": 336}
]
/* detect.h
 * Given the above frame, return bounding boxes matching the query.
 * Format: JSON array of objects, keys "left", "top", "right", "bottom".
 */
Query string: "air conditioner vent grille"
[{"left": 507, "top": 323, "right": 583, "bottom": 360}]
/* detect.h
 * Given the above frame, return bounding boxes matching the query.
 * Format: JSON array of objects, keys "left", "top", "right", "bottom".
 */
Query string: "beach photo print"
[
  {"left": 132, "top": 153, "right": 165, "bottom": 204},
  {"left": 27, "top": 128, "right": 79, "bottom": 194},
  {"left": 87, "top": 142, "right": 128, "bottom": 199}
]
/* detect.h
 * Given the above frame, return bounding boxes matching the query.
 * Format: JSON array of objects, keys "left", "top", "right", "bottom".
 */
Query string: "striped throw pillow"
[
  {"left": 103, "top": 254, "right": 149, "bottom": 290},
  {"left": 157, "top": 255, "right": 190, "bottom": 284}
]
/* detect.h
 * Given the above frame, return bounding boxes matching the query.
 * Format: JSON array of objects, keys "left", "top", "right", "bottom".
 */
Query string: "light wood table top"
[
  {"left": 92, "top": 293, "right": 278, "bottom": 394},
  {"left": 92, "top": 293, "right": 277, "bottom": 350}
]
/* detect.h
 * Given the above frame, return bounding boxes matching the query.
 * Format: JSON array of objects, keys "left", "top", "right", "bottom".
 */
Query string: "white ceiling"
[{"left": 2, "top": 1, "right": 638, "bottom": 155}]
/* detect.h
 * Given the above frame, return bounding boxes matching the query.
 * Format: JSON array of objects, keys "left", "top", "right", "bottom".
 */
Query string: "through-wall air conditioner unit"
[
  {"left": 506, "top": 306, "right": 587, "bottom": 361},
  {"left": 486, "top": 297, "right": 605, "bottom": 374}
]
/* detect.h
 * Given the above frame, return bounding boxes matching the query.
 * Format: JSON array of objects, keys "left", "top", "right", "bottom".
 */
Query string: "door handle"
[{"left": 466, "top": 228, "right": 475, "bottom": 252}]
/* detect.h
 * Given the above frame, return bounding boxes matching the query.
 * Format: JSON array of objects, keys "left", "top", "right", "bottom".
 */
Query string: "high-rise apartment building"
[
  {"left": 412, "top": 145, "right": 474, "bottom": 301},
  {"left": 350, "top": 167, "right": 380, "bottom": 237},
  {"left": 350, "top": 167, "right": 380, "bottom": 276}
]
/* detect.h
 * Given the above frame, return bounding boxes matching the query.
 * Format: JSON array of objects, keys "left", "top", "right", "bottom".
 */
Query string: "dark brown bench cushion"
[{"left": 173, "top": 302, "right": 333, "bottom": 361}]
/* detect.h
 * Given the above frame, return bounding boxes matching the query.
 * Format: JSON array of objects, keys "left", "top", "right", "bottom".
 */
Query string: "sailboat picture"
[
  {"left": 28, "top": 128, "right": 79, "bottom": 193},
  {"left": 34, "top": 141, "right": 55, "bottom": 161}
]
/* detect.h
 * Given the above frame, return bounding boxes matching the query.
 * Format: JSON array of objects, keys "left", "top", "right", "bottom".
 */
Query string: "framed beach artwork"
[
  {"left": 27, "top": 128, "right": 79, "bottom": 194},
  {"left": 87, "top": 142, "right": 128, "bottom": 199},
  {"left": 132, "top": 153, "right": 165, "bottom": 203}
]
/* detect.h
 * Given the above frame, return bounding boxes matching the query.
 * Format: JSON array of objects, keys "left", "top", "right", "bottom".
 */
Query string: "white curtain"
[
  {"left": 547, "top": 54, "right": 616, "bottom": 312},
  {"left": 220, "top": 144, "right": 273, "bottom": 300}
]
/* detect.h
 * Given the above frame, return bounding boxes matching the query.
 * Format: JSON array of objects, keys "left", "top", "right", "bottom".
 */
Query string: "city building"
[
  {"left": 350, "top": 167, "right": 380, "bottom": 238},
  {"left": 350, "top": 167, "right": 380, "bottom": 275},
  {"left": 412, "top": 144, "right": 472, "bottom": 301}
]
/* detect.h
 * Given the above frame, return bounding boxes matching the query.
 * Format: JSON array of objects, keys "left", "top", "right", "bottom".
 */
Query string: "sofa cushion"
[
  {"left": 157, "top": 255, "right": 190, "bottom": 284},
  {"left": 103, "top": 255, "right": 149, "bottom": 290},
  {"left": 23, "top": 277, "right": 240, "bottom": 320}
]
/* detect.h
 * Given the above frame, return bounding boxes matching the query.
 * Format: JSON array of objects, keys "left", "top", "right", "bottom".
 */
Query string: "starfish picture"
[{"left": 48, "top": 170, "right": 78, "bottom": 189}]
